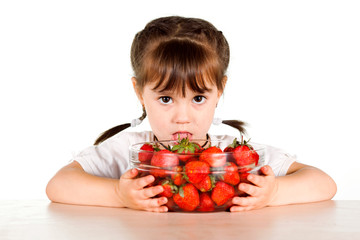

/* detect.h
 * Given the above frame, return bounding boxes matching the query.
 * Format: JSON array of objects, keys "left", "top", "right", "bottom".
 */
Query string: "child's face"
[{"left": 133, "top": 79, "right": 222, "bottom": 141}]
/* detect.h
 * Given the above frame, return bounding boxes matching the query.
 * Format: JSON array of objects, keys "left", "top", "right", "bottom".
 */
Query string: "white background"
[{"left": 1, "top": 0, "right": 359, "bottom": 200}]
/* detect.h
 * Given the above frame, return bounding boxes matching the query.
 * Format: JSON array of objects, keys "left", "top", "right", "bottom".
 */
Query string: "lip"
[{"left": 172, "top": 132, "right": 193, "bottom": 141}]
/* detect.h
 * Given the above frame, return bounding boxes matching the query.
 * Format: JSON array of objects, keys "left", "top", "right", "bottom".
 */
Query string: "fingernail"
[{"left": 158, "top": 197, "right": 166, "bottom": 204}]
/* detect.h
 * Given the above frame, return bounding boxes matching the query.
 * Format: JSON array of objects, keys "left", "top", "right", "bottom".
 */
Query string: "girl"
[{"left": 46, "top": 16, "right": 337, "bottom": 212}]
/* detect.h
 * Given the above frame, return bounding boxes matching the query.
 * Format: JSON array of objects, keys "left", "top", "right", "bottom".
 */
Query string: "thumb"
[
  {"left": 121, "top": 168, "right": 139, "bottom": 179},
  {"left": 260, "top": 165, "right": 275, "bottom": 177}
]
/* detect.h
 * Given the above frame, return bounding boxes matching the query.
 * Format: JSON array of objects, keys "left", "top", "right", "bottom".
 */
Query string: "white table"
[{"left": 1, "top": 200, "right": 359, "bottom": 240}]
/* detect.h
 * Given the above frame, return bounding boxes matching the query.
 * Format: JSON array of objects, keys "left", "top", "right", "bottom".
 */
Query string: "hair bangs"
[{"left": 141, "top": 39, "right": 223, "bottom": 96}]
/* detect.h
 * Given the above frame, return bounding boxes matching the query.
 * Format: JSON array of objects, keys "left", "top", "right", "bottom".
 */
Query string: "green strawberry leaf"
[
  {"left": 171, "top": 185, "right": 179, "bottom": 194},
  {"left": 183, "top": 173, "right": 189, "bottom": 182},
  {"left": 162, "top": 180, "right": 170, "bottom": 186},
  {"left": 210, "top": 175, "right": 216, "bottom": 189},
  {"left": 179, "top": 186, "right": 184, "bottom": 198}
]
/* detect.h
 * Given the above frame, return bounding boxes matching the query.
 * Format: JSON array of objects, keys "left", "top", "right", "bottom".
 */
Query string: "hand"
[
  {"left": 117, "top": 168, "right": 168, "bottom": 212},
  {"left": 230, "top": 165, "right": 278, "bottom": 212}
]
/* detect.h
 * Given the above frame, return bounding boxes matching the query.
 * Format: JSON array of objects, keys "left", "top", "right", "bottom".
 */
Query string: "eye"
[
  {"left": 159, "top": 96, "right": 173, "bottom": 104},
  {"left": 192, "top": 95, "right": 206, "bottom": 104}
]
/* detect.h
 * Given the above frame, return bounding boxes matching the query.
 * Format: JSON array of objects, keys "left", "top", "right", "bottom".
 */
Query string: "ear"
[{"left": 131, "top": 77, "right": 144, "bottom": 105}]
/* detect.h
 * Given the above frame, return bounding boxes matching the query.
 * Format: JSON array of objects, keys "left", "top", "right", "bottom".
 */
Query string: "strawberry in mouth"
[{"left": 172, "top": 132, "right": 193, "bottom": 141}]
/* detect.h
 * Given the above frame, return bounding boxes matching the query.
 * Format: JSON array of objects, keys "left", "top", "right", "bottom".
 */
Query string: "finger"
[
  {"left": 260, "top": 165, "right": 275, "bottom": 177},
  {"left": 145, "top": 205, "right": 168, "bottom": 213},
  {"left": 121, "top": 168, "right": 139, "bottom": 179},
  {"left": 140, "top": 185, "right": 164, "bottom": 199},
  {"left": 132, "top": 174, "right": 155, "bottom": 189},
  {"left": 230, "top": 205, "right": 254, "bottom": 212},
  {"left": 232, "top": 196, "right": 257, "bottom": 206},
  {"left": 141, "top": 196, "right": 168, "bottom": 209},
  {"left": 246, "top": 174, "right": 265, "bottom": 188},
  {"left": 238, "top": 183, "right": 260, "bottom": 197}
]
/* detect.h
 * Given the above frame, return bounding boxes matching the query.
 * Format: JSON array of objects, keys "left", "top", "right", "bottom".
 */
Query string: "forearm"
[
  {"left": 46, "top": 163, "right": 124, "bottom": 208},
  {"left": 269, "top": 166, "right": 337, "bottom": 206}
]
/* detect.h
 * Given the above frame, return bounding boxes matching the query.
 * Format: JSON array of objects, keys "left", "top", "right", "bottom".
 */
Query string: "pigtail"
[
  {"left": 222, "top": 120, "right": 247, "bottom": 136},
  {"left": 212, "top": 118, "right": 247, "bottom": 136},
  {"left": 94, "top": 107, "right": 147, "bottom": 145}
]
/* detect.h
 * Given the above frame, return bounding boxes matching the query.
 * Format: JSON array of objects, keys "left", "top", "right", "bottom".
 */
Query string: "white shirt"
[{"left": 74, "top": 131, "right": 296, "bottom": 179}]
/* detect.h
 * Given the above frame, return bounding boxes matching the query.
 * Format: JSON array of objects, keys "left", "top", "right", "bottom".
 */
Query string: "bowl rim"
[{"left": 129, "top": 139, "right": 265, "bottom": 153}]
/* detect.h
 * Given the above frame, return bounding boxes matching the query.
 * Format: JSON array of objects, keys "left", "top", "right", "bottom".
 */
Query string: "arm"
[
  {"left": 269, "top": 162, "right": 337, "bottom": 206},
  {"left": 230, "top": 162, "right": 337, "bottom": 211},
  {"left": 46, "top": 161, "right": 168, "bottom": 212}
]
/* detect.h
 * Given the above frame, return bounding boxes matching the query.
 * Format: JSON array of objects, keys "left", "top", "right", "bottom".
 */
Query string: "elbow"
[
  {"left": 327, "top": 176, "right": 337, "bottom": 200},
  {"left": 46, "top": 172, "right": 66, "bottom": 203},
  {"left": 45, "top": 161, "right": 83, "bottom": 203},
  {"left": 45, "top": 177, "right": 57, "bottom": 202},
  {"left": 319, "top": 172, "right": 337, "bottom": 201}
]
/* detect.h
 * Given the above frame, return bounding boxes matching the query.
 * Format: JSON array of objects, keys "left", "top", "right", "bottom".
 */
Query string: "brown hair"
[{"left": 94, "top": 16, "right": 245, "bottom": 145}]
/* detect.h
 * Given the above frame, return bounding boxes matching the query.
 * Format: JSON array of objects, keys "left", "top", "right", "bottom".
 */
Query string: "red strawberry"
[
  {"left": 224, "top": 138, "right": 237, "bottom": 153},
  {"left": 184, "top": 156, "right": 200, "bottom": 163},
  {"left": 197, "top": 193, "right": 215, "bottom": 212},
  {"left": 193, "top": 142, "right": 204, "bottom": 153},
  {"left": 211, "top": 181, "right": 235, "bottom": 206},
  {"left": 171, "top": 137, "right": 201, "bottom": 162},
  {"left": 199, "top": 146, "right": 226, "bottom": 167},
  {"left": 221, "top": 162, "right": 240, "bottom": 185},
  {"left": 233, "top": 146, "right": 259, "bottom": 166},
  {"left": 173, "top": 183, "right": 200, "bottom": 211},
  {"left": 224, "top": 146, "right": 234, "bottom": 152},
  {"left": 238, "top": 166, "right": 252, "bottom": 173},
  {"left": 239, "top": 172, "right": 251, "bottom": 184},
  {"left": 171, "top": 166, "right": 187, "bottom": 186},
  {"left": 224, "top": 138, "right": 239, "bottom": 162},
  {"left": 150, "top": 149, "right": 179, "bottom": 177},
  {"left": 138, "top": 143, "right": 156, "bottom": 162},
  {"left": 231, "top": 137, "right": 259, "bottom": 166},
  {"left": 193, "top": 175, "right": 215, "bottom": 192},
  {"left": 158, "top": 180, "right": 178, "bottom": 198},
  {"left": 184, "top": 160, "right": 210, "bottom": 184},
  {"left": 165, "top": 197, "right": 176, "bottom": 212}
]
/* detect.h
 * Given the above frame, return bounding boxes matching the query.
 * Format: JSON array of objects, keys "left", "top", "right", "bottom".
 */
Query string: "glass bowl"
[{"left": 129, "top": 139, "right": 264, "bottom": 212}]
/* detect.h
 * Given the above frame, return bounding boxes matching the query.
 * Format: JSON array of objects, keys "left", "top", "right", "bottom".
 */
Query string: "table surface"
[{"left": 1, "top": 200, "right": 359, "bottom": 240}]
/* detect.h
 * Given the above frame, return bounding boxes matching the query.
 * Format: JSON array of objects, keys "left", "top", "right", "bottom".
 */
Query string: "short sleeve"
[
  {"left": 74, "top": 131, "right": 153, "bottom": 179},
  {"left": 262, "top": 146, "right": 297, "bottom": 176}
]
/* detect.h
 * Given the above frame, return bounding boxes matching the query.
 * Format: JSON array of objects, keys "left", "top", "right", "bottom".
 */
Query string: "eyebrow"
[{"left": 154, "top": 88, "right": 214, "bottom": 95}]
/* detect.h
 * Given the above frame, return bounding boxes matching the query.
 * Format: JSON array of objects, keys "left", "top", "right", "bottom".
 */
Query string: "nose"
[{"left": 172, "top": 103, "right": 191, "bottom": 125}]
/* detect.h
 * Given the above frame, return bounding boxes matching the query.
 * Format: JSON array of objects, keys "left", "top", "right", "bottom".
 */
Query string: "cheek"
[
  {"left": 146, "top": 105, "right": 169, "bottom": 130},
  {"left": 195, "top": 104, "right": 216, "bottom": 129}
]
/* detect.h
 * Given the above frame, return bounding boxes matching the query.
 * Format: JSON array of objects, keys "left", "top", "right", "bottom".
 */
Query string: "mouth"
[{"left": 172, "top": 132, "right": 193, "bottom": 141}]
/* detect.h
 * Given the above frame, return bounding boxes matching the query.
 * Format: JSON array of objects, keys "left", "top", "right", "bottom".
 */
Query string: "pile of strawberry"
[{"left": 136, "top": 137, "right": 260, "bottom": 212}]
